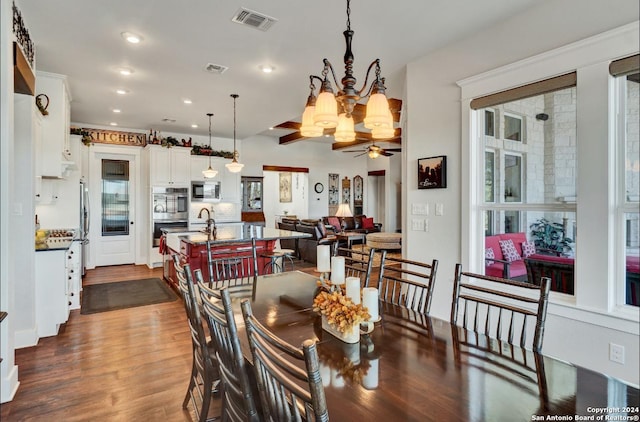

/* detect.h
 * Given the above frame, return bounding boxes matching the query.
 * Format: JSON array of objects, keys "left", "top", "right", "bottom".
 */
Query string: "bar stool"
[{"left": 261, "top": 248, "right": 296, "bottom": 273}]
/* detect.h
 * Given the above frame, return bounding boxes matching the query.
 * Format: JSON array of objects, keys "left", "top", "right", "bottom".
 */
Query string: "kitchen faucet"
[{"left": 197, "top": 207, "right": 216, "bottom": 238}]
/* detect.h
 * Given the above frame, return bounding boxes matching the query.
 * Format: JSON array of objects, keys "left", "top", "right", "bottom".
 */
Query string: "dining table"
[{"left": 227, "top": 270, "right": 640, "bottom": 422}]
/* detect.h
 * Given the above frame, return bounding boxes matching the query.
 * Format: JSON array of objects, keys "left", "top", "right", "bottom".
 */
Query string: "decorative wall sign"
[
  {"left": 342, "top": 177, "right": 351, "bottom": 204},
  {"left": 353, "top": 175, "right": 363, "bottom": 215},
  {"left": 279, "top": 172, "right": 292, "bottom": 203},
  {"left": 74, "top": 128, "right": 147, "bottom": 147},
  {"left": 418, "top": 155, "right": 447, "bottom": 189},
  {"left": 328, "top": 174, "right": 339, "bottom": 205}
]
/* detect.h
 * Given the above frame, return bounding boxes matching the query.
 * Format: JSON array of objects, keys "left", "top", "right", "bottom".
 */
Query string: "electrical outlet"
[{"left": 609, "top": 343, "right": 625, "bottom": 364}]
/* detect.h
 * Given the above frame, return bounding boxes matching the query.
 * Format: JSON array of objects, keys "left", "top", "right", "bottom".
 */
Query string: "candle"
[
  {"left": 345, "top": 276, "right": 361, "bottom": 305},
  {"left": 362, "top": 287, "right": 379, "bottom": 322},
  {"left": 317, "top": 245, "right": 331, "bottom": 272},
  {"left": 331, "top": 256, "right": 345, "bottom": 285}
]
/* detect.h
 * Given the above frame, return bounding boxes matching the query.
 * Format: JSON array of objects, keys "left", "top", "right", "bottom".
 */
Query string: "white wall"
[{"left": 404, "top": 0, "right": 639, "bottom": 384}]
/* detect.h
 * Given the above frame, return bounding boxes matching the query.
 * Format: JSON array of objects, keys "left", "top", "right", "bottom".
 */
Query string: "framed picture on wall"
[
  {"left": 418, "top": 155, "right": 447, "bottom": 189},
  {"left": 279, "top": 172, "right": 292, "bottom": 202}
]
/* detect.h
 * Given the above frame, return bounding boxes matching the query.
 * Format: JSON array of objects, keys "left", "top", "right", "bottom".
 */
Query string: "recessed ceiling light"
[
  {"left": 119, "top": 68, "right": 134, "bottom": 76},
  {"left": 116, "top": 89, "right": 129, "bottom": 95},
  {"left": 269, "top": 127, "right": 274, "bottom": 130},
  {"left": 121, "top": 32, "right": 143, "bottom": 44},
  {"left": 113, "top": 109, "right": 121, "bottom": 113},
  {"left": 191, "top": 124, "right": 198, "bottom": 128},
  {"left": 110, "top": 122, "right": 118, "bottom": 126},
  {"left": 260, "top": 65, "right": 275, "bottom": 73},
  {"left": 183, "top": 99, "right": 192, "bottom": 104}
]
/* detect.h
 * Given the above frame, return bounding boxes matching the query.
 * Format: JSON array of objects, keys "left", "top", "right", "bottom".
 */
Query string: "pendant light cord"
[{"left": 346, "top": 0, "right": 351, "bottom": 31}]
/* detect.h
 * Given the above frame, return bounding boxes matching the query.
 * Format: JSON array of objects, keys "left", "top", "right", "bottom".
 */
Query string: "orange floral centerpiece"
[{"left": 313, "top": 289, "right": 371, "bottom": 343}]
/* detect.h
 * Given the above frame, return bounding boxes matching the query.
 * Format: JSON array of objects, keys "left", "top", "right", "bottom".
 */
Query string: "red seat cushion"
[
  {"left": 361, "top": 217, "right": 374, "bottom": 229},
  {"left": 485, "top": 259, "right": 527, "bottom": 278},
  {"left": 626, "top": 256, "right": 640, "bottom": 273},
  {"left": 485, "top": 236, "right": 504, "bottom": 261}
]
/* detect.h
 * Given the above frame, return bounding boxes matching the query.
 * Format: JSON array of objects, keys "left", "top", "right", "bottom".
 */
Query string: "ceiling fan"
[{"left": 343, "top": 143, "right": 401, "bottom": 159}]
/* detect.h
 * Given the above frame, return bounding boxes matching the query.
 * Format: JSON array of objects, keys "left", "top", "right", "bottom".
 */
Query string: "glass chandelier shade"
[
  {"left": 364, "top": 92, "right": 391, "bottom": 129},
  {"left": 313, "top": 90, "right": 339, "bottom": 128},
  {"left": 368, "top": 148, "right": 380, "bottom": 159},
  {"left": 300, "top": 104, "right": 324, "bottom": 137},
  {"left": 334, "top": 113, "right": 356, "bottom": 142},
  {"left": 203, "top": 113, "right": 218, "bottom": 179},
  {"left": 225, "top": 94, "right": 244, "bottom": 173}
]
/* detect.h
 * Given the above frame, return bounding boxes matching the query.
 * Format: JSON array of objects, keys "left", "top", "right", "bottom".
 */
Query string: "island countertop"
[{"left": 169, "top": 225, "right": 310, "bottom": 248}]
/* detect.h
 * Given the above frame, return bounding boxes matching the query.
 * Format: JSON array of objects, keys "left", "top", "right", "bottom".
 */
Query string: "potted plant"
[{"left": 529, "top": 218, "right": 574, "bottom": 256}]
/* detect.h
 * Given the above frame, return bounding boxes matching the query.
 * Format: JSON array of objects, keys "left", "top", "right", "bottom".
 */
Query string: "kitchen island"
[{"left": 163, "top": 224, "right": 310, "bottom": 288}]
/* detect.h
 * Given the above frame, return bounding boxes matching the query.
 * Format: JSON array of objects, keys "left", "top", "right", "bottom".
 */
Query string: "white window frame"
[
  {"left": 502, "top": 151, "right": 523, "bottom": 204},
  {"left": 614, "top": 73, "right": 639, "bottom": 311},
  {"left": 458, "top": 23, "right": 639, "bottom": 331},
  {"left": 504, "top": 112, "right": 524, "bottom": 142},
  {"left": 484, "top": 109, "right": 496, "bottom": 137}
]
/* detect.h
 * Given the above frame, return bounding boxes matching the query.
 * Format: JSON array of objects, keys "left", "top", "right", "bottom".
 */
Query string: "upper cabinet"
[
  {"left": 190, "top": 155, "right": 240, "bottom": 202},
  {"left": 221, "top": 168, "right": 240, "bottom": 202},
  {"left": 191, "top": 155, "right": 220, "bottom": 183},
  {"left": 36, "top": 72, "right": 74, "bottom": 178},
  {"left": 147, "top": 145, "right": 191, "bottom": 187}
]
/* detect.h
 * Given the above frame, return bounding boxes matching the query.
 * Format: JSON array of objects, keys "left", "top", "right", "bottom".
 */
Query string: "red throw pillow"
[
  {"left": 485, "top": 247, "right": 495, "bottom": 265},
  {"left": 362, "top": 217, "right": 374, "bottom": 229},
  {"left": 521, "top": 241, "right": 536, "bottom": 258},
  {"left": 499, "top": 239, "right": 522, "bottom": 263},
  {"left": 327, "top": 217, "right": 340, "bottom": 231}
]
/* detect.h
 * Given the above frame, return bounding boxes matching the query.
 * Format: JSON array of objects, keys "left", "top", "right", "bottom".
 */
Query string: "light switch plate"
[
  {"left": 435, "top": 203, "right": 444, "bottom": 216},
  {"left": 411, "top": 218, "right": 425, "bottom": 231}
]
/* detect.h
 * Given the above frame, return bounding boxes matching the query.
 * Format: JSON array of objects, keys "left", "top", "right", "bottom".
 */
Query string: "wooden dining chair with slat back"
[
  {"left": 240, "top": 300, "right": 329, "bottom": 422},
  {"left": 333, "top": 245, "right": 376, "bottom": 287},
  {"left": 196, "top": 275, "right": 261, "bottom": 422},
  {"left": 451, "top": 263, "right": 551, "bottom": 352},
  {"left": 375, "top": 251, "right": 439, "bottom": 314},
  {"left": 172, "top": 255, "right": 220, "bottom": 422},
  {"left": 204, "top": 239, "right": 259, "bottom": 289}
]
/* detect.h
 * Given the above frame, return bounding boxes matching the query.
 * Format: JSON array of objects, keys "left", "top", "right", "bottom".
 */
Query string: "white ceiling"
[{"left": 18, "top": 0, "right": 539, "bottom": 141}]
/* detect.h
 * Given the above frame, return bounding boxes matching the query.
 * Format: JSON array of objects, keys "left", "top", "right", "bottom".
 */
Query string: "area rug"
[{"left": 81, "top": 278, "right": 177, "bottom": 314}]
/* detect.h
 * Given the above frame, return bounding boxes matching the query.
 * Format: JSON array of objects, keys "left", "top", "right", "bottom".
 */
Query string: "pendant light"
[
  {"left": 225, "top": 94, "right": 244, "bottom": 173},
  {"left": 202, "top": 113, "right": 218, "bottom": 179}
]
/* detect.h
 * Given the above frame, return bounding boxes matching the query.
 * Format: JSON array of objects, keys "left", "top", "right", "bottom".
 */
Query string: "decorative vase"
[{"left": 321, "top": 315, "right": 359, "bottom": 344}]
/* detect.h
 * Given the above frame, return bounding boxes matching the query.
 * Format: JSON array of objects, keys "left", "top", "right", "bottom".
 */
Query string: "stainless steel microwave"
[{"left": 191, "top": 181, "right": 221, "bottom": 202}]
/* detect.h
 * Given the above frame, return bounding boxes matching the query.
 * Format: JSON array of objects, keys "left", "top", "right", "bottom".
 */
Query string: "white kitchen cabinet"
[
  {"left": 36, "top": 72, "right": 74, "bottom": 178},
  {"left": 147, "top": 144, "right": 191, "bottom": 186},
  {"left": 67, "top": 241, "right": 82, "bottom": 310},
  {"left": 221, "top": 167, "right": 240, "bottom": 202},
  {"left": 35, "top": 250, "right": 69, "bottom": 337}
]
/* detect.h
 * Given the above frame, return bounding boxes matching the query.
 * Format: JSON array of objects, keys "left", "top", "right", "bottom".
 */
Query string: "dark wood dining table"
[{"left": 228, "top": 271, "right": 640, "bottom": 422}]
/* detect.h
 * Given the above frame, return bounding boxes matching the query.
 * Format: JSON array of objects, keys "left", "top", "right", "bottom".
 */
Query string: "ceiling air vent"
[
  {"left": 204, "top": 63, "right": 229, "bottom": 74},
  {"left": 161, "top": 117, "right": 176, "bottom": 123},
  {"left": 231, "top": 7, "right": 277, "bottom": 31}
]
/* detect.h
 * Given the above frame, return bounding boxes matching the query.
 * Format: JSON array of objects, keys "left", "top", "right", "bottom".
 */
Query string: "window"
[
  {"left": 475, "top": 82, "right": 577, "bottom": 295},
  {"left": 504, "top": 113, "right": 523, "bottom": 142},
  {"left": 484, "top": 109, "right": 495, "bottom": 137},
  {"left": 101, "top": 159, "right": 130, "bottom": 236},
  {"left": 613, "top": 62, "right": 639, "bottom": 308}
]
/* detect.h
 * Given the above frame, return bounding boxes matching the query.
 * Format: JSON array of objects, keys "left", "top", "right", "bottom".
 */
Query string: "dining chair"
[
  {"left": 173, "top": 255, "right": 220, "bottom": 422},
  {"left": 240, "top": 300, "right": 329, "bottom": 422},
  {"left": 197, "top": 277, "right": 260, "bottom": 422},
  {"left": 333, "top": 245, "right": 376, "bottom": 287},
  {"left": 203, "top": 239, "right": 259, "bottom": 289},
  {"left": 451, "top": 263, "right": 551, "bottom": 352},
  {"left": 375, "top": 251, "right": 439, "bottom": 314}
]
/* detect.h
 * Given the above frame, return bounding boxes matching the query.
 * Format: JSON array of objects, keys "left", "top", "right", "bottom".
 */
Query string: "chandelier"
[
  {"left": 225, "top": 94, "right": 244, "bottom": 173},
  {"left": 300, "top": 0, "right": 393, "bottom": 142},
  {"left": 202, "top": 113, "right": 218, "bottom": 179}
]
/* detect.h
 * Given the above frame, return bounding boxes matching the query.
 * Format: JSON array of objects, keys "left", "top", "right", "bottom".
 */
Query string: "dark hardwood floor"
[{"left": 0, "top": 260, "right": 321, "bottom": 421}]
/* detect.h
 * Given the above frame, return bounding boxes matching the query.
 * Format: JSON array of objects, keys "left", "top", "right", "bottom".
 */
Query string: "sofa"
[
  {"left": 484, "top": 232, "right": 529, "bottom": 280},
  {"left": 322, "top": 214, "right": 382, "bottom": 234},
  {"left": 277, "top": 219, "right": 336, "bottom": 264}
]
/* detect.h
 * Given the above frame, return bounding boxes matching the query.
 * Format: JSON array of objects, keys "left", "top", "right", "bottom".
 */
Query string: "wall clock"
[{"left": 314, "top": 182, "right": 324, "bottom": 193}]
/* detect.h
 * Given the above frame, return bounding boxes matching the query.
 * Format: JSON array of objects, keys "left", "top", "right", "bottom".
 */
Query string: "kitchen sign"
[{"left": 80, "top": 128, "right": 147, "bottom": 146}]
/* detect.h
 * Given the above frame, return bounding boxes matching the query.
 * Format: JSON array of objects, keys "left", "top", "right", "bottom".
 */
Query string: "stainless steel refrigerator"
[{"left": 79, "top": 179, "right": 90, "bottom": 276}]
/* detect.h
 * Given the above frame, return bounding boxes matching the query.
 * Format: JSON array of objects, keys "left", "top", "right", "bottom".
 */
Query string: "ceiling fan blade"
[
  {"left": 381, "top": 151, "right": 394, "bottom": 157},
  {"left": 384, "top": 148, "right": 402, "bottom": 152},
  {"left": 354, "top": 152, "right": 367, "bottom": 157},
  {"left": 343, "top": 149, "right": 366, "bottom": 153}
]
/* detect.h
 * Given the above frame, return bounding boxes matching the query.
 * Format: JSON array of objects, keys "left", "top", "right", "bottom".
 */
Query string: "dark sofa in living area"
[
  {"left": 278, "top": 218, "right": 336, "bottom": 265},
  {"left": 322, "top": 215, "right": 382, "bottom": 234}
]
